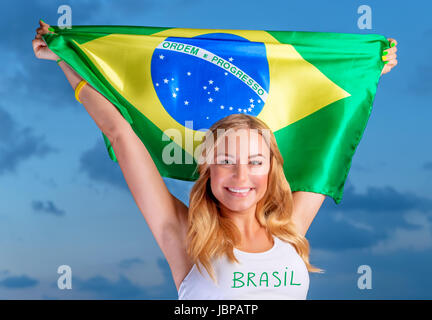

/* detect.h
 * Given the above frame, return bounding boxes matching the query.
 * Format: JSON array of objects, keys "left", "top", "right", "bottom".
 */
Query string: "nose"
[{"left": 233, "top": 163, "right": 249, "bottom": 182}]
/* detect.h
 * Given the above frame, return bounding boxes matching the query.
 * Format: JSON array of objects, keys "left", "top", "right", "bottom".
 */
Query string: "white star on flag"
[
  {"left": 249, "top": 98, "right": 254, "bottom": 103},
  {"left": 215, "top": 87, "right": 219, "bottom": 91},
  {"left": 159, "top": 54, "right": 165, "bottom": 59},
  {"left": 203, "top": 86, "right": 207, "bottom": 90},
  {"left": 229, "top": 57, "right": 234, "bottom": 62},
  {"left": 163, "top": 78, "right": 169, "bottom": 84},
  {"left": 187, "top": 72, "right": 191, "bottom": 76},
  {"left": 184, "top": 101, "right": 189, "bottom": 105},
  {"left": 175, "top": 88, "right": 179, "bottom": 91},
  {"left": 172, "top": 93, "right": 177, "bottom": 98},
  {"left": 209, "top": 80, "right": 214, "bottom": 84},
  {"left": 208, "top": 98, "right": 213, "bottom": 102}
]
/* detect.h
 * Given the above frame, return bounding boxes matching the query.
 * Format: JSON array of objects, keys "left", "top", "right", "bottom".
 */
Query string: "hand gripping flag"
[{"left": 42, "top": 24, "right": 390, "bottom": 204}]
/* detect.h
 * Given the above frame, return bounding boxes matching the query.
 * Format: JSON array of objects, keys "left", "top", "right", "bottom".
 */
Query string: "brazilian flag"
[{"left": 42, "top": 24, "right": 389, "bottom": 204}]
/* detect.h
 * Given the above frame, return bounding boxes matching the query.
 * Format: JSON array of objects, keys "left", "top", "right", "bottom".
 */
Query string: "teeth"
[{"left": 228, "top": 187, "right": 251, "bottom": 193}]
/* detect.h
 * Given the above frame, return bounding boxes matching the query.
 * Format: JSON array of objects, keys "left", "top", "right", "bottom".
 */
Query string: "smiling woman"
[{"left": 180, "top": 113, "right": 322, "bottom": 299}]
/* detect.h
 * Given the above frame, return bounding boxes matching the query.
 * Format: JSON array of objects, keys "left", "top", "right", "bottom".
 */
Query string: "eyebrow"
[{"left": 216, "top": 153, "right": 266, "bottom": 158}]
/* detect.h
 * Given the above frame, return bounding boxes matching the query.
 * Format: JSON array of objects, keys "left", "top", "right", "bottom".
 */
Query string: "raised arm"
[
  {"left": 33, "top": 20, "right": 192, "bottom": 289},
  {"left": 291, "top": 191, "right": 326, "bottom": 237}
]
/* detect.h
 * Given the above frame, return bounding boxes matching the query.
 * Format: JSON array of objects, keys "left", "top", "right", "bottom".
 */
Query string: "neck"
[{"left": 219, "top": 204, "right": 263, "bottom": 239}]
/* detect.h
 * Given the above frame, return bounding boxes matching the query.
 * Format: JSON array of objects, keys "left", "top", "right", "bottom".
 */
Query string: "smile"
[{"left": 224, "top": 187, "right": 254, "bottom": 197}]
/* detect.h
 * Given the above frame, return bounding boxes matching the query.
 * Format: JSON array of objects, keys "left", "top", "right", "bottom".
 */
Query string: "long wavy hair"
[{"left": 186, "top": 113, "right": 324, "bottom": 284}]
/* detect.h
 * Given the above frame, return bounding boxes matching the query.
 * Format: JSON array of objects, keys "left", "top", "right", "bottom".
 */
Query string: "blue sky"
[{"left": 0, "top": 0, "right": 431, "bottom": 299}]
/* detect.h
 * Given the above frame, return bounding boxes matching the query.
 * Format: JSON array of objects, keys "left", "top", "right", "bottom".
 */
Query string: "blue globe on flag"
[{"left": 151, "top": 32, "right": 270, "bottom": 131}]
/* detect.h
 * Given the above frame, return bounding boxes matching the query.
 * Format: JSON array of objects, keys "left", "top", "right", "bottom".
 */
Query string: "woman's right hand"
[{"left": 32, "top": 20, "right": 59, "bottom": 61}]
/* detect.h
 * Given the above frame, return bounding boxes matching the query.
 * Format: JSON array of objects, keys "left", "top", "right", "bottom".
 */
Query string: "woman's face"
[{"left": 209, "top": 128, "right": 271, "bottom": 214}]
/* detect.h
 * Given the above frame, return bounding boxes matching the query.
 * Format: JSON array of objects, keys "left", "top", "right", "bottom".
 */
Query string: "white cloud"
[
  {"left": 370, "top": 210, "right": 432, "bottom": 254},
  {"left": 332, "top": 211, "right": 374, "bottom": 232}
]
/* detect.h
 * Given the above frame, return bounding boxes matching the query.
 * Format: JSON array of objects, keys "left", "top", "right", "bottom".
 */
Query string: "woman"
[{"left": 32, "top": 20, "right": 398, "bottom": 299}]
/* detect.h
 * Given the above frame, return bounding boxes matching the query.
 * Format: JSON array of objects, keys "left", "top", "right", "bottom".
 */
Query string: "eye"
[
  {"left": 217, "top": 158, "right": 234, "bottom": 165},
  {"left": 250, "top": 160, "right": 263, "bottom": 165}
]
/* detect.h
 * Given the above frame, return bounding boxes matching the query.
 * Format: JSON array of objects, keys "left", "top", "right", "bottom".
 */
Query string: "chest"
[{"left": 179, "top": 244, "right": 310, "bottom": 299}]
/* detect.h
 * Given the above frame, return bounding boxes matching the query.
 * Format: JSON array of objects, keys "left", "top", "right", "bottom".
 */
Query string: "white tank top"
[{"left": 178, "top": 235, "right": 310, "bottom": 300}]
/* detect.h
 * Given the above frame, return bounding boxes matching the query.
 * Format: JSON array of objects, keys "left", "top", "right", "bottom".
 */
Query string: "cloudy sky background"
[{"left": 0, "top": 0, "right": 431, "bottom": 299}]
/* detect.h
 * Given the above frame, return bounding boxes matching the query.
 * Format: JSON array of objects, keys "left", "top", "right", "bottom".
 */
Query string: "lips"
[{"left": 224, "top": 187, "right": 255, "bottom": 197}]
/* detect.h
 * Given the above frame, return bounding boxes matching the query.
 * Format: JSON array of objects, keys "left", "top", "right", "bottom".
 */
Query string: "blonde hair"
[{"left": 186, "top": 113, "right": 324, "bottom": 284}]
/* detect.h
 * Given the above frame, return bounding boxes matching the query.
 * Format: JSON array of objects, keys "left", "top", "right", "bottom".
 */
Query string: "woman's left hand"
[{"left": 381, "top": 38, "right": 398, "bottom": 75}]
